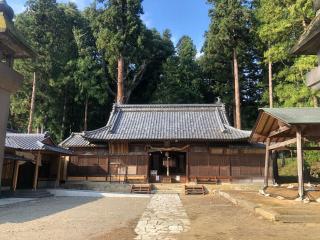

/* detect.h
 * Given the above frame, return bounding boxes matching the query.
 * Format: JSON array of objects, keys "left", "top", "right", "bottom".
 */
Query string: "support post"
[
  {"left": 264, "top": 138, "right": 271, "bottom": 189},
  {"left": 55, "top": 155, "right": 62, "bottom": 188},
  {"left": 33, "top": 152, "right": 41, "bottom": 190},
  {"left": 165, "top": 152, "right": 170, "bottom": 177},
  {"left": 12, "top": 160, "right": 20, "bottom": 191},
  {"left": 296, "top": 128, "right": 304, "bottom": 199},
  {"left": 186, "top": 151, "right": 189, "bottom": 183}
]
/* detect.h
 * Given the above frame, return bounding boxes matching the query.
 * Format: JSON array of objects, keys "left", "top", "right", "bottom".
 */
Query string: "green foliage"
[
  {"left": 152, "top": 36, "right": 203, "bottom": 104},
  {"left": 255, "top": 0, "right": 318, "bottom": 107}
]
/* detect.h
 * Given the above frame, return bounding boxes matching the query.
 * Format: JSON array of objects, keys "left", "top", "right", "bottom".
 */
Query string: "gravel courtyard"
[{"left": 0, "top": 196, "right": 149, "bottom": 240}]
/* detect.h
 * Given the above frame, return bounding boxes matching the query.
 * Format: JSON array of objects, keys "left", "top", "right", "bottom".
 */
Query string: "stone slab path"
[{"left": 135, "top": 194, "right": 190, "bottom": 240}]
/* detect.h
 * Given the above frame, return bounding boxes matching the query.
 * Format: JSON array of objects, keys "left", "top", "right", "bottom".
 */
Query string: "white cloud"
[
  {"left": 141, "top": 13, "right": 152, "bottom": 28},
  {"left": 196, "top": 51, "right": 204, "bottom": 59},
  {"left": 11, "top": 2, "right": 26, "bottom": 14}
]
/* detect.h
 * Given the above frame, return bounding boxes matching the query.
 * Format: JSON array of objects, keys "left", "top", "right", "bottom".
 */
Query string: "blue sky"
[{"left": 9, "top": 0, "right": 211, "bottom": 52}]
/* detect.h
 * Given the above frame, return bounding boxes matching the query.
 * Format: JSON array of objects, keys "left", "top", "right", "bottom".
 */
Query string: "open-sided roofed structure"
[{"left": 250, "top": 108, "right": 320, "bottom": 199}]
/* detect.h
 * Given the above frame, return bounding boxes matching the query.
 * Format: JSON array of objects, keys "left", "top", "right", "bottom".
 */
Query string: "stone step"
[
  {"left": 1, "top": 189, "right": 53, "bottom": 198},
  {"left": 152, "top": 190, "right": 183, "bottom": 194}
]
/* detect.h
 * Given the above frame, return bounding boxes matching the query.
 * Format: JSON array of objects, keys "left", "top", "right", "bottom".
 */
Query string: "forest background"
[{"left": 9, "top": 0, "right": 318, "bottom": 142}]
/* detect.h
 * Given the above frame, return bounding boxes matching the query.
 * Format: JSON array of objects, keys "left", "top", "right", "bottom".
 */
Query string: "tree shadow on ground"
[{"left": 0, "top": 196, "right": 100, "bottom": 224}]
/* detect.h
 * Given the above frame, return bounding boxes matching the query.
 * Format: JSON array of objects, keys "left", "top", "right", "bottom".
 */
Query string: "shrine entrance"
[{"left": 149, "top": 151, "right": 187, "bottom": 183}]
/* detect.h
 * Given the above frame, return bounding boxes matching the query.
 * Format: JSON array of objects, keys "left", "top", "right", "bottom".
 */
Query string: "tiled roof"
[
  {"left": 84, "top": 104, "right": 251, "bottom": 142},
  {"left": 60, "top": 133, "right": 93, "bottom": 148},
  {"left": 5, "top": 132, "right": 72, "bottom": 155}
]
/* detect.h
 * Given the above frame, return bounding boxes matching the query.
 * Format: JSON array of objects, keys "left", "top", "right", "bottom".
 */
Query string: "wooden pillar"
[
  {"left": 55, "top": 155, "right": 62, "bottom": 188},
  {"left": 146, "top": 154, "right": 150, "bottom": 184},
  {"left": 33, "top": 152, "right": 41, "bottom": 190},
  {"left": 12, "top": 160, "right": 20, "bottom": 191},
  {"left": 186, "top": 151, "right": 189, "bottom": 183},
  {"left": 264, "top": 138, "right": 271, "bottom": 189},
  {"left": 166, "top": 158, "right": 170, "bottom": 177},
  {"left": 296, "top": 128, "right": 304, "bottom": 199}
]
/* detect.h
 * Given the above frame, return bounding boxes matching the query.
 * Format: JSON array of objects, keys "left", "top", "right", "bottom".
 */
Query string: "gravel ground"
[
  {"left": 2, "top": 193, "right": 320, "bottom": 240},
  {"left": 0, "top": 196, "right": 149, "bottom": 240},
  {"left": 178, "top": 194, "right": 320, "bottom": 240}
]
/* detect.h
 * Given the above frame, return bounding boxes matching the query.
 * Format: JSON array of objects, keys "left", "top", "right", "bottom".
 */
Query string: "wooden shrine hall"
[
  {"left": 2, "top": 132, "right": 72, "bottom": 191},
  {"left": 250, "top": 108, "right": 320, "bottom": 199},
  {"left": 61, "top": 104, "right": 266, "bottom": 184}
]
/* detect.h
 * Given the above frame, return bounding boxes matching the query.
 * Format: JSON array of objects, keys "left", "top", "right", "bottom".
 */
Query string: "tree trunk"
[
  {"left": 281, "top": 153, "right": 286, "bottom": 167},
  {"left": 28, "top": 72, "right": 37, "bottom": 133},
  {"left": 272, "top": 151, "right": 279, "bottom": 184},
  {"left": 117, "top": 55, "right": 124, "bottom": 104},
  {"left": 84, "top": 96, "right": 88, "bottom": 131},
  {"left": 268, "top": 60, "right": 273, "bottom": 108},
  {"left": 233, "top": 48, "right": 241, "bottom": 129},
  {"left": 61, "top": 95, "right": 67, "bottom": 139},
  {"left": 313, "top": 96, "right": 318, "bottom": 107}
]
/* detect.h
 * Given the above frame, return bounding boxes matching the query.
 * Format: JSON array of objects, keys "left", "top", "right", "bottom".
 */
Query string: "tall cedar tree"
[
  {"left": 95, "top": 0, "right": 144, "bottom": 104},
  {"left": 202, "top": 0, "right": 262, "bottom": 129}
]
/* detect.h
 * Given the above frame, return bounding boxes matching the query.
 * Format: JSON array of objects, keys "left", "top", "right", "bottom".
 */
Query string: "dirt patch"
[
  {"left": 178, "top": 194, "right": 320, "bottom": 240},
  {"left": 91, "top": 219, "right": 138, "bottom": 240}
]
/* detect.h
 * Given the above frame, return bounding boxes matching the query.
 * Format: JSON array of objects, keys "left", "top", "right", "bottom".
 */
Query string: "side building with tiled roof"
[
  {"left": 2, "top": 132, "right": 72, "bottom": 191},
  {"left": 61, "top": 104, "right": 265, "bottom": 183}
]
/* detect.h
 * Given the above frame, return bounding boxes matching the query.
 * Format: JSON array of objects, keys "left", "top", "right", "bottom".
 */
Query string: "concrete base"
[
  {"left": 219, "top": 190, "right": 320, "bottom": 223},
  {"left": 48, "top": 189, "right": 150, "bottom": 198},
  {"left": 0, "top": 198, "right": 33, "bottom": 206}
]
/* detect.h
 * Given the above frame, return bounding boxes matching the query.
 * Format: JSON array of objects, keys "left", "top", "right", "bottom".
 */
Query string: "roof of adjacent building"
[
  {"left": 261, "top": 108, "right": 320, "bottom": 124},
  {"left": 60, "top": 133, "right": 94, "bottom": 148},
  {"left": 5, "top": 132, "right": 72, "bottom": 155},
  {"left": 250, "top": 108, "right": 320, "bottom": 143},
  {"left": 291, "top": 13, "right": 320, "bottom": 55},
  {"left": 83, "top": 104, "right": 251, "bottom": 142}
]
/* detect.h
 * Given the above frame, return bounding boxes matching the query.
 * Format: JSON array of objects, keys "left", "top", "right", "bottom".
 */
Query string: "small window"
[
  {"left": 129, "top": 144, "right": 145, "bottom": 153},
  {"left": 191, "top": 146, "right": 208, "bottom": 152}
]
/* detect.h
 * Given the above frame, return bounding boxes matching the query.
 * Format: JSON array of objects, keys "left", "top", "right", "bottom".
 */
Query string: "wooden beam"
[
  {"left": 12, "top": 161, "right": 20, "bottom": 191},
  {"left": 268, "top": 125, "right": 291, "bottom": 138},
  {"left": 33, "top": 152, "right": 41, "bottom": 190},
  {"left": 264, "top": 138, "right": 271, "bottom": 188},
  {"left": 285, "top": 146, "right": 320, "bottom": 151},
  {"left": 269, "top": 138, "right": 297, "bottom": 150},
  {"left": 296, "top": 128, "right": 304, "bottom": 199}
]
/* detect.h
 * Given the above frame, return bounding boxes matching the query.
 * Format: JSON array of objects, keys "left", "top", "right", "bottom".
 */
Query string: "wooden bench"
[
  {"left": 162, "top": 176, "right": 172, "bottom": 183},
  {"left": 185, "top": 185, "right": 206, "bottom": 195},
  {"left": 130, "top": 184, "right": 152, "bottom": 194},
  {"left": 126, "top": 175, "right": 147, "bottom": 184}
]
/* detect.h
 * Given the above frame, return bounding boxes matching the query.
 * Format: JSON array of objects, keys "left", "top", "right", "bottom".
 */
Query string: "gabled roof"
[
  {"left": 84, "top": 104, "right": 251, "bottom": 142},
  {"left": 5, "top": 132, "right": 72, "bottom": 155},
  {"left": 60, "top": 133, "right": 94, "bottom": 148},
  {"left": 250, "top": 108, "right": 320, "bottom": 143}
]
